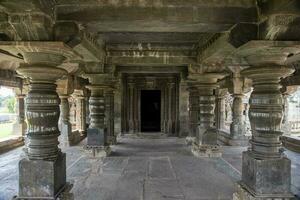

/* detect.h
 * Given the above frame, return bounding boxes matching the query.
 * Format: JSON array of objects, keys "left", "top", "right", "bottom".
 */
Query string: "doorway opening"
[{"left": 140, "top": 90, "right": 161, "bottom": 132}]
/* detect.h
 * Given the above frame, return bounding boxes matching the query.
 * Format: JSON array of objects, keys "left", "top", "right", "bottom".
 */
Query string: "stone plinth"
[{"left": 18, "top": 153, "right": 66, "bottom": 199}]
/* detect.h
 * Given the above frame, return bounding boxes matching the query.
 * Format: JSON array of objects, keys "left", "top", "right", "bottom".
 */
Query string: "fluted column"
[
  {"left": 16, "top": 51, "right": 67, "bottom": 198},
  {"left": 59, "top": 95, "right": 72, "bottom": 147},
  {"left": 234, "top": 66, "right": 295, "bottom": 199},
  {"left": 186, "top": 85, "right": 199, "bottom": 145}
]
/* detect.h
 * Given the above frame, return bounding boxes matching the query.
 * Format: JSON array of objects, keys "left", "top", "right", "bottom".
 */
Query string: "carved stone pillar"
[
  {"left": 13, "top": 94, "right": 26, "bottom": 137},
  {"left": 85, "top": 96, "right": 90, "bottom": 125},
  {"left": 128, "top": 83, "right": 135, "bottom": 133},
  {"left": 59, "top": 95, "right": 72, "bottom": 147},
  {"left": 216, "top": 95, "right": 225, "bottom": 131},
  {"left": 75, "top": 94, "right": 86, "bottom": 134},
  {"left": 190, "top": 73, "right": 226, "bottom": 157},
  {"left": 16, "top": 51, "right": 68, "bottom": 199},
  {"left": 234, "top": 66, "right": 295, "bottom": 200},
  {"left": 230, "top": 94, "right": 246, "bottom": 138},
  {"left": 83, "top": 72, "right": 114, "bottom": 157},
  {"left": 105, "top": 88, "right": 116, "bottom": 145},
  {"left": 186, "top": 85, "right": 199, "bottom": 145},
  {"left": 167, "top": 82, "right": 175, "bottom": 135}
]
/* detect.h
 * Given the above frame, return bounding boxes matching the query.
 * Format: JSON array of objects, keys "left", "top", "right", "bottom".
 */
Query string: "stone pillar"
[
  {"left": 16, "top": 52, "right": 67, "bottom": 198},
  {"left": 13, "top": 94, "right": 26, "bottom": 137},
  {"left": 128, "top": 83, "right": 135, "bottom": 133},
  {"left": 234, "top": 66, "right": 295, "bottom": 200},
  {"left": 167, "top": 82, "right": 175, "bottom": 135},
  {"left": 186, "top": 85, "right": 199, "bottom": 145},
  {"left": 105, "top": 88, "right": 116, "bottom": 145},
  {"left": 216, "top": 95, "right": 225, "bottom": 131},
  {"left": 230, "top": 94, "right": 246, "bottom": 138},
  {"left": 59, "top": 95, "right": 72, "bottom": 147},
  {"left": 75, "top": 94, "right": 86, "bottom": 135},
  {"left": 190, "top": 73, "right": 226, "bottom": 157},
  {"left": 85, "top": 96, "right": 90, "bottom": 125},
  {"left": 86, "top": 83, "right": 110, "bottom": 157}
]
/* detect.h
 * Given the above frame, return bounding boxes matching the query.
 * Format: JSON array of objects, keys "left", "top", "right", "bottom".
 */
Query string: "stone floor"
[{"left": 0, "top": 135, "right": 299, "bottom": 200}]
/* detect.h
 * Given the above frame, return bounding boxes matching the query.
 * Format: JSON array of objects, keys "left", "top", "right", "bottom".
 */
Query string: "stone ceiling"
[{"left": 0, "top": 0, "right": 299, "bottom": 75}]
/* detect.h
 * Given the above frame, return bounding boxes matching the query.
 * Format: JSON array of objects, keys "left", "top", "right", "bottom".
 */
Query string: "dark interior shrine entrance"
[{"left": 140, "top": 90, "right": 161, "bottom": 132}]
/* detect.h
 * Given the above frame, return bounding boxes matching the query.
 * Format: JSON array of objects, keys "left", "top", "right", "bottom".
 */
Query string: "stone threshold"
[{"left": 0, "top": 135, "right": 24, "bottom": 154}]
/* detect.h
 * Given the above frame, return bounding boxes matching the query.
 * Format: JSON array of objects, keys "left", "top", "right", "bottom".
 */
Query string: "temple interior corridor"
[
  {"left": 0, "top": 136, "right": 299, "bottom": 200},
  {"left": 1, "top": 1, "right": 300, "bottom": 199}
]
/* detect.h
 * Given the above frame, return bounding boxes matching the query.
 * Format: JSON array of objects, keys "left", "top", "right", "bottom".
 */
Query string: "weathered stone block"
[
  {"left": 241, "top": 151, "right": 292, "bottom": 197},
  {"left": 18, "top": 153, "right": 66, "bottom": 199},
  {"left": 87, "top": 128, "right": 106, "bottom": 147}
]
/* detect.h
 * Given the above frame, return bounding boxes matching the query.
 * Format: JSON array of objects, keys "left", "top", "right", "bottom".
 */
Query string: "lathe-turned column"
[
  {"left": 105, "top": 88, "right": 116, "bottom": 145},
  {"left": 190, "top": 73, "right": 226, "bottom": 157},
  {"left": 186, "top": 86, "right": 199, "bottom": 145},
  {"left": 192, "top": 83, "right": 221, "bottom": 157},
  {"left": 86, "top": 84, "right": 110, "bottom": 156},
  {"left": 234, "top": 66, "right": 295, "bottom": 200},
  {"left": 59, "top": 95, "right": 72, "bottom": 147},
  {"left": 16, "top": 52, "right": 67, "bottom": 199}
]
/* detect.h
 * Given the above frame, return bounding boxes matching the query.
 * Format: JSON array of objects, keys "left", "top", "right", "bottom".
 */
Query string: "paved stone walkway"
[{"left": 0, "top": 136, "right": 299, "bottom": 200}]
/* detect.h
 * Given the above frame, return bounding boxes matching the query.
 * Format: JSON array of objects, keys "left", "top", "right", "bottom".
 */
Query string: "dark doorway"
[{"left": 141, "top": 90, "right": 161, "bottom": 132}]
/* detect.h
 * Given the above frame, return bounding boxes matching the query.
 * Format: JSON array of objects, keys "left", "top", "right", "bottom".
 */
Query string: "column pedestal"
[{"left": 233, "top": 66, "right": 295, "bottom": 200}]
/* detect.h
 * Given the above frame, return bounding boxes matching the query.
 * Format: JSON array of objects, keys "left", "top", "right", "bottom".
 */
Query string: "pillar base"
[
  {"left": 84, "top": 146, "right": 111, "bottom": 158},
  {"left": 185, "top": 136, "right": 196, "bottom": 145},
  {"left": 241, "top": 151, "right": 292, "bottom": 198},
  {"left": 233, "top": 183, "right": 294, "bottom": 200},
  {"left": 191, "top": 143, "right": 222, "bottom": 158},
  {"left": 17, "top": 153, "right": 66, "bottom": 199}
]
